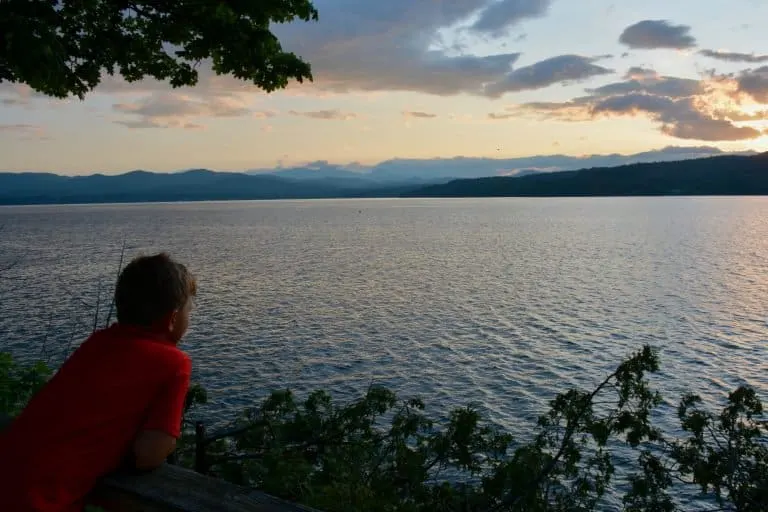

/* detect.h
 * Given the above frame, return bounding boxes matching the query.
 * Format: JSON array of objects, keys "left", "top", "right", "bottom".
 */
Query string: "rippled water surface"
[{"left": 1, "top": 197, "right": 767, "bottom": 438}]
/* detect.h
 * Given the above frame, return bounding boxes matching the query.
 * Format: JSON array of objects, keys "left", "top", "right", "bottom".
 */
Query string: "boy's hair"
[{"left": 115, "top": 253, "right": 196, "bottom": 326}]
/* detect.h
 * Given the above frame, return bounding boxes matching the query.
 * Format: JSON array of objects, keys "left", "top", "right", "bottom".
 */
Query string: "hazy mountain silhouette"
[
  {"left": 251, "top": 162, "right": 371, "bottom": 181},
  {"left": 405, "top": 153, "right": 768, "bottom": 198},
  {"left": 0, "top": 169, "right": 434, "bottom": 205},
  {"left": 0, "top": 170, "right": 328, "bottom": 204},
  {"left": 364, "top": 146, "right": 748, "bottom": 181},
  {"left": 248, "top": 146, "right": 746, "bottom": 182},
  {"left": 3, "top": 150, "right": 767, "bottom": 205}
]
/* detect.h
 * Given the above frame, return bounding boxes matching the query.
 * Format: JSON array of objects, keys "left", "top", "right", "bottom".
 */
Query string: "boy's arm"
[
  {"left": 133, "top": 431, "right": 177, "bottom": 470},
  {"left": 133, "top": 356, "right": 191, "bottom": 470}
]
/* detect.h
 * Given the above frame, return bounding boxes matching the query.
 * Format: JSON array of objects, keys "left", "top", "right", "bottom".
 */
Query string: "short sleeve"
[{"left": 141, "top": 355, "right": 192, "bottom": 438}]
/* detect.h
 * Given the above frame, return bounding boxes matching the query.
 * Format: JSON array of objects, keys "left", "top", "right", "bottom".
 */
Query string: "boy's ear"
[
  {"left": 158, "top": 310, "right": 178, "bottom": 334},
  {"left": 167, "top": 309, "right": 179, "bottom": 331}
]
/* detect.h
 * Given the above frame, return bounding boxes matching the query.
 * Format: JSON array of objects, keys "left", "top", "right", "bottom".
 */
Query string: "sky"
[{"left": 2, "top": 0, "right": 768, "bottom": 175}]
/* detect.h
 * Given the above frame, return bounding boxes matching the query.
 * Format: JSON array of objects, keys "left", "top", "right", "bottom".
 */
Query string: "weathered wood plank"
[{"left": 99, "top": 464, "right": 318, "bottom": 512}]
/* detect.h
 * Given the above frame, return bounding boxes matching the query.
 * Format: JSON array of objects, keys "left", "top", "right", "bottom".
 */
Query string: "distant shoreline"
[
  {"left": 4, "top": 193, "right": 768, "bottom": 208},
  {"left": 3, "top": 152, "right": 768, "bottom": 205},
  {"left": 404, "top": 153, "right": 768, "bottom": 198}
]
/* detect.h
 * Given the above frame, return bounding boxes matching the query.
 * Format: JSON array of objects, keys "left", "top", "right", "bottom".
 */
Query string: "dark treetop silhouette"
[{"left": 0, "top": 0, "right": 317, "bottom": 98}]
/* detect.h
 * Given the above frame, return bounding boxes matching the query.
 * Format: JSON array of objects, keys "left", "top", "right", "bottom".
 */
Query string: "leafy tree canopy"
[{"left": 0, "top": 0, "right": 318, "bottom": 98}]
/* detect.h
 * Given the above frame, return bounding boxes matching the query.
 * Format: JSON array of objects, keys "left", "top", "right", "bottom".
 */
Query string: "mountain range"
[
  {"left": 407, "top": 153, "right": 768, "bottom": 198},
  {"left": 249, "top": 145, "right": 745, "bottom": 181},
  {"left": 0, "top": 169, "right": 423, "bottom": 205},
  {"left": 1, "top": 147, "right": 766, "bottom": 205}
]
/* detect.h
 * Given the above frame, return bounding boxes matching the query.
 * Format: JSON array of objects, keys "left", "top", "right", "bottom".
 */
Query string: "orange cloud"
[
  {"left": 509, "top": 70, "right": 764, "bottom": 141},
  {"left": 288, "top": 109, "right": 358, "bottom": 120},
  {"left": 402, "top": 111, "right": 438, "bottom": 119}
]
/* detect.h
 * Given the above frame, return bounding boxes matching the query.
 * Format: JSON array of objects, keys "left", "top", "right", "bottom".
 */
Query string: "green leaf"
[{"left": 0, "top": 0, "right": 319, "bottom": 98}]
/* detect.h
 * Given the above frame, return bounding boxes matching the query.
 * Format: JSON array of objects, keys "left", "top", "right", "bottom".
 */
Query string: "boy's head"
[{"left": 115, "top": 253, "right": 196, "bottom": 343}]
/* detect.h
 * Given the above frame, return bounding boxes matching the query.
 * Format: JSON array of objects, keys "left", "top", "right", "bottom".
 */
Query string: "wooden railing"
[
  {"left": 0, "top": 414, "right": 318, "bottom": 512},
  {"left": 93, "top": 464, "right": 317, "bottom": 512}
]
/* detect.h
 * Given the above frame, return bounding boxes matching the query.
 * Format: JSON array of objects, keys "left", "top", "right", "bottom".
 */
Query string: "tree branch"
[
  {"left": 494, "top": 368, "right": 622, "bottom": 510},
  {"left": 104, "top": 240, "right": 126, "bottom": 328}
]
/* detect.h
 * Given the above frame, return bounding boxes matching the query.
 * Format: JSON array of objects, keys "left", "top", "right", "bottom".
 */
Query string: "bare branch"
[
  {"left": 104, "top": 240, "right": 126, "bottom": 328},
  {"left": 91, "top": 279, "right": 102, "bottom": 334}
]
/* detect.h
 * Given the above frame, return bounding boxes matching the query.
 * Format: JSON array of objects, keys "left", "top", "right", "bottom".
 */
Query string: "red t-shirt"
[{"left": 0, "top": 324, "right": 191, "bottom": 512}]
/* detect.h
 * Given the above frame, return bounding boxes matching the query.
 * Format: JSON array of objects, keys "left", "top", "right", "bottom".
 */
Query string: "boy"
[{"left": 0, "top": 253, "right": 196, "bottom": 511}]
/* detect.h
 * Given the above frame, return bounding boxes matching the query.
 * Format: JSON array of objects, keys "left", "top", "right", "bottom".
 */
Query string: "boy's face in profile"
[
  {"left": 168, "top": 299, "right": 193, "bottom": 344},
  {"left": 114, "top": 253, "right": 196, "bottom": 343}
]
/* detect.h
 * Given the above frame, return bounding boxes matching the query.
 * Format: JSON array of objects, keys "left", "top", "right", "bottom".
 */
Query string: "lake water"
[{"left": 1, "top": 198, "right": 767, "bottom": 494}]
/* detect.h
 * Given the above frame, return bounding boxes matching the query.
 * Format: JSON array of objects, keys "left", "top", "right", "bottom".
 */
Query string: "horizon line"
[{"left": 0, "top": 146, "right": 759, "bottom": 176}]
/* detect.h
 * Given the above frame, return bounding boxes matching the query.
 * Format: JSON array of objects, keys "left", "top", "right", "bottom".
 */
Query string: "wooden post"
[{"left": 195, "top": 421, "right": 207, "bottom": 475}]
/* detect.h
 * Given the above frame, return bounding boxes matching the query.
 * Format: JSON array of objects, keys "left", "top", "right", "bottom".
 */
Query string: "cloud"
[
  {"left": 114, "top": 119, "right": 166, "bottom": 129},
  {"left": 1, "top": 98, "right": 26, "bottom": 106},
  {"left": 587, "top": 75, "right": 703, "bottom": 98},
  {"left": 114, "top": 93, "right": 249, "bottom": 118},
  {"left": 511, "top": 98, "right": 595, "bottom": 121},
  {"left": 403, "top": 111, "right": 438, "bottom": 119},
  {"left": 253, "top": 110, "right": 278, "bottom": 119},
  {"left": 0, "top": 84, "right": 60, "bottom": 108},
  {"left": 0, "top": 123, "right": 38, "bottom": 132},
  {"left": 81, "top": 2, "right": 610, "bottom": 99},
  {"left": 591, "top": 93, "right": 677, "bottom": 116},
  {"left": 488, "top": 112, "right": 518, "bottom": 120},
  {"left": 262, "top": 0, "right": 564, "bottom": 97},
  {"left": 0, "top": 123, "right": 49, "bottom": 139},
  {"left": 589, "top": 95, "right": 760, "bottom": 141},
  {"left": 288, "top": 109, "right": 357, "bottom": 120},
  {"left": 303, "top": 50, "right": 522, "bottom": 96},
  {"left": 713, "top": 109, "right": 768, "bottom": 121},
  {"left": 96, "top": 50, "right": 521, "bottom": 98},
  {"left": 658, "top": 113, "right": 760, "bottom": 141},
  {"left": 511, "top": 69, "right": 763, "bottom": 142},
  {"left": 112, "top": 92, "right": 252, "bottom": 128},
  {"left": 114, "top": 118, "right": 204, "bottom": 129},
  {"left": 619, "top": 20, "right": 697, "bottom": 50},
  {"left": 733, "top": 66, "right": 768, "bottom": 103},
  {"left": 471, "top": 0, "right": 552, "bottom": 35},
  {"left": 624, "top": 67, "right": 658, "bottom": 80},
  {"left": 699, "top": 50, "right": 768, "bottom": 64},
  {"left": 700, "top": 50, "right": 768, "bottom": 64},
  {"left": 484, "top": 55, "right": 612, "bottom": 97}
]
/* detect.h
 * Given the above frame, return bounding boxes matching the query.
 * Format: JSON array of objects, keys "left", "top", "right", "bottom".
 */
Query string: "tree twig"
[
  {"left": 91, "top": 279, "right": 102, "bottom": 334},
  {"left": 104, "top": 240, "right": 126, "bottom": 328},
  {"left": 493, "top": 367, "right": 622, "bottom": 510}
]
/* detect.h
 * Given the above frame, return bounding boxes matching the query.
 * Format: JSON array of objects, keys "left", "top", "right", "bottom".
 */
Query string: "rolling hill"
[
  {"left": 0, "top": 169, "right": 351, "bottom": 205},
  {"left": 404, "top": 153, "right": 768, "bottom": 198}
]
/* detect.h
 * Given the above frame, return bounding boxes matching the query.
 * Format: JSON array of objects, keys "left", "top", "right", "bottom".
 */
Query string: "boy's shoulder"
[{"left": 84, "top": 324, "right": 191, "bottom": 373}]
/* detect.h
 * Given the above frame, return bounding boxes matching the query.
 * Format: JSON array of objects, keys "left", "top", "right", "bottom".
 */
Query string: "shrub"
[
  {"left": 179, "top": 346, "right": 767, "bottom": 511},
  {"left": 0, "top": 352, "right": 50, "bottom": 418},
  {"left": 4, "top": 346, "right": 766, "bottom": 511}
]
